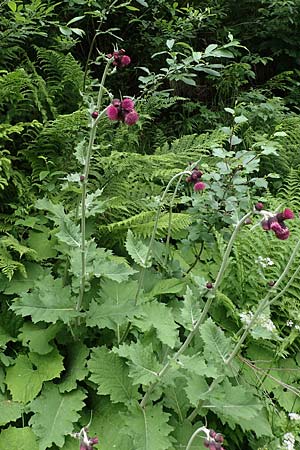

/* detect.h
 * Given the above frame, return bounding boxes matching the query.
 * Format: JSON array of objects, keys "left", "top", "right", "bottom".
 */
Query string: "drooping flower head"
[
  {"left": 107, "top": 49, "right": 131, "bottom": 68},
  {"left": 106, "top": 98, "right": 139, "bottom": 126},
  {"left": 194, "top": 181, "right": 206, "bottom": 192},
  {"left": 186, "top": 166, "right": 206, "bottom": 191},
  {"left": 257, "top": 206, "right": 294, "bottom": 240}
]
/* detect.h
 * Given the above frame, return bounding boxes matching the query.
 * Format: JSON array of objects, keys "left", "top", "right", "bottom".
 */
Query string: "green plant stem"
[
  {"left": 163, "top": 173, "right": 184, "bottom": 265},
  {"left": 120, "top": 170, "right": 191, "bottom": 343},
  {"left": 185, "top": 427, "right": 206, "bottom": 450},
  {"left": 187, "top": 248, "right": 300, "bottom": 423},
  {"left": 139, "top": 211, "right": 252, "bottom": 408},
  {"left": 225, "top": 240, "right": 300, "bottom": 365},
  {"left": 76, "top": 61, "right": 111, "bottom": 313}
]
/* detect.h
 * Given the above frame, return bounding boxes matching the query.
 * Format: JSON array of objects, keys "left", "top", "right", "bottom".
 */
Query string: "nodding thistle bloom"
[
  {"left": 186, "top": 166, "right": 206, "bottom": 191},
  {"left": 256, "top": 206, "right": 294, "bottom": 241},
  {"left": 194, "top": 181, "right": 206, "bottom": 192},
  {"left": 106, "top": 49, "right": 131, "bottom": 68},
  {"left": 203, "top": 428, "right": 225, "bottom": 450},
  {"left": 106, "top": 98, "right": 139, "bottom": 126}
]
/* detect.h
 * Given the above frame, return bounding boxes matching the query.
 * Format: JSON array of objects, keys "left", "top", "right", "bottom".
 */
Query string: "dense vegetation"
[{"left": 1, "top": 1, "right": 300, "bottom": 449}]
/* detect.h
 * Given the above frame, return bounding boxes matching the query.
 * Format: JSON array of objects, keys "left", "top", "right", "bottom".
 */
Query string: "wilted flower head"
[
  {"left": 106, "top": 98, "right": 139, "bottom": 126},
  {"left": 257, "top": 206, "right": 294, "bottom": 240},
  {"left": 107, "top": 49, "right": 131, "bottom": 68}
]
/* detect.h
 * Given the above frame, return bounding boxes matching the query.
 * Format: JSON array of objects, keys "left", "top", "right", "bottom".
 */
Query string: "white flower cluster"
[
  {"left": 286, "top": 320, "right": 300, "bottom": 331},
  {"left": 282, "top": 432, "right": 295, "bottom": 450},
  {"left": 240, "top": 312, "right": 276, "bottom": 332},
  {"left": 255, "top": 256, "right": 274, "bottom": 268},
  {"left": 289, "top": 412, "right": 300, "bottom": 421}
]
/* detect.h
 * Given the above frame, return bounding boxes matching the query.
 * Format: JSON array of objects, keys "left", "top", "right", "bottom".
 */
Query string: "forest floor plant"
[{"left": 2, "top": 30, "right": 300, "bottom": 450}]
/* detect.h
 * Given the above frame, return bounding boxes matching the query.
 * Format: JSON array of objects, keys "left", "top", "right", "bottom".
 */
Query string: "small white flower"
[
  {"left": 289, "top": 412, "right": 300, "bottom": 421},
  {"left": 282, "top": 432, "right": 295, "bottom": 450},
  {"left": 260, "top": 315, "right": 276, "bottom": 332},
  {"left": 255, "top": 256, "right": 274, "bottom": 268},
  {"left": 240, "top": 311, "right": 254, "bottom": 326},
  {"left": 287, "top": 320, "right": 294, "bottom": 327}
]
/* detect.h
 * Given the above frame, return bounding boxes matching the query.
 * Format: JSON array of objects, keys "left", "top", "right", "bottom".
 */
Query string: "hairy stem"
[
  {"left": 226, "top": 239, "right": 300, "bottom": 365},
  {"left": 120, "top": 171, "right": 191, "bottom": 343},
  {"left": 139, "top": 211, "right": 252, "bottom": 408},
  {"left": 76, "top": 61, "right": 111, "bottom": 313},
  {"left": 185, "top": 427, "right": 206, "bottom": 450}
]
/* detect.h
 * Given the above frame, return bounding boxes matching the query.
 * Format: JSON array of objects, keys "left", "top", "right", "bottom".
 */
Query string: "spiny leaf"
[
  {"left": 179, "top": 286, "right": 203, "bottom": 331},
  {"left": 29, "top": 383, "right": 86, "bottom": 450},
  {"left": 5, "top": 348, "right": 64, "bottom": 404},
  {"left": 132, "top": 301, "right": 179, "bottom": 348},
  {"left": 86, "top": 279, "right": 138, "bottom": 331},
  {"left": 125, "top": 229, "right": 152, "bottom": 267},
  {"left": 123, "top": 403, "right": 173, "bottom": 450},
  {"left": 200, "top": 317, "right": 233, "bottom": 365},
  {"left": 0, "top": 426, "right": 39, "bottom": 450},
  {"left": 10, "top": 274, "right": 80, "bottom": 324},
  {"left": 88, "top": 346, "right": 139, "bottom": 404},
  {"left": 115, "top": 342, "right": 161, "bottom": 385},
  {"left": 19, "top": 322, "right": 62, "bottom": 355},
  {"left": 202, "top": 379, "right": 264, "bottom": 430},
  {"left": 59, "top": 343, "right": 89, "bottom": 393},
  {"left": 93, "top": 258, "right": 137, "bottom": 283},
  {"left": 81, "top": 398, "right": 132, "bottom": 450},
  {"left": 0, "top": 396, "right": 23, "bottom": 426}
]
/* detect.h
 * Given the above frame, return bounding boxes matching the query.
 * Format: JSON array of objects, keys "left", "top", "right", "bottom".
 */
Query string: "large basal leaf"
[
  {"left": 132, "top": 301, "right": 178, "bottom": 348},
  {"left": 5, "top": 348, "right": 64, "bottom": 404},
  {"left": 115, "top": 342, "right": 161, "bottom": 385},
  {"left": 19, "top": 322, "right": 62, "bottom": 355},
  {"left": 10, "top": 274, "right": 80, "bottom": 324},
  {"left": 80, "top": 398, "right": 132, "bottom": 450},
  {"left": 59, "top": 343, "right": 89, "bottom": 393},
  {"left": 88, "top": 346, "right": 139, "bottom": 404},
  {"left": 123, "top": 403, "right": 173, "bottom": 450},
  {"left": 0, "top": 426, "right": 39, "bottom": 450},
  {"left": 29, "top": 383, "right": 86, "bottom": 450},
  {"left": 93, "top": 258, "right": 137, "bottom": 283},
  {"left": 86, "top": 279, "right": 138, "bottom": 331},
  {"left": 125, "top": 229, "right": 152, "bottom": 267},
  {"left": 0, "top": 395, "right": 23, "bottom": 426}
]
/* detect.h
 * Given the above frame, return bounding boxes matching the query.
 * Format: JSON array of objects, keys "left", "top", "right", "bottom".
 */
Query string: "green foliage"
[
  {"left": 2, "top": 1, "right": 300, "bottom": 449},
  {"left": 29, "top": 384, "right": 86, "bottom": 450}
]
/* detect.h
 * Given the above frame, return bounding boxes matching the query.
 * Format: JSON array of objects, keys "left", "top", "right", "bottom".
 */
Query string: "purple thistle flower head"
[
  {"left": 121, "top": 98, "right": 135, "bottom": 111},
  {"left": 283, "top": 208, "right": 294, "bottom": 219},
  {"left": 120, "top": 55, "right": 131, "bottom": 67},
  {"left": 106, "top": 105, "right": 119, "bottom": 121},
  {"left": 109, "top": 49, "right": 131, "bottom": 68},
  {"left": 259, "top": 207, "right": 294, "bottom": 240},
  {"left": 194, "top": 181, "right": 206, "bottom": 191},
  {"left": 124, "top": 110, "right": 139, "bottom": 126}
]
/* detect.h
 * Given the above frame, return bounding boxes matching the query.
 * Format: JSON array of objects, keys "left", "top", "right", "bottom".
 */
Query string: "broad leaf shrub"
[{"left": 1, "top": 5, "right": 300, "bottom": 450}]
